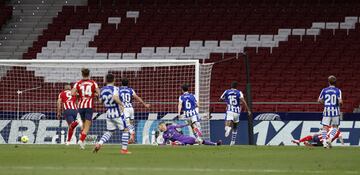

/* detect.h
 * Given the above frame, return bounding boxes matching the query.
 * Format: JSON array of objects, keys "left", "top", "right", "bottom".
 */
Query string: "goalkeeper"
[{"left": 158, "top": 122, "right": 221, "bottom": 146}]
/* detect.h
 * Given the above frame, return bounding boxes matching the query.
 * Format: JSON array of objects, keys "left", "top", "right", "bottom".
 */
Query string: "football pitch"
[{"left": 0, "top": 145, "right": 359, "bottom": 175}]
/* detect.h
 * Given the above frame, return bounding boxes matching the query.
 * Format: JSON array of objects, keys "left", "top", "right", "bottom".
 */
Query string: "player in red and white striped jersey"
[
  {"left": 57, "top": 84, "right": 78, "bottom": 145},
  {"left": 292, "top": 127, "right": 344, "bottom": 147},
  {"left": 71, "top": 68, "right": 100, "bottom": 149}
]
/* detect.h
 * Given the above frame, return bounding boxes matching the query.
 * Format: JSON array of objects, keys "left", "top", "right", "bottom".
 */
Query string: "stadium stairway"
[{"left": 0, "top": 0, "right": 87, "bottom": 60}]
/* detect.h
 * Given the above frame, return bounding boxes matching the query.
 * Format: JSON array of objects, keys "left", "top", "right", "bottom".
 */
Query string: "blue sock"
[
  {"left": 99, "top": 131, "right": 112, "bottom": 144},
  {"left": 202, "top": 140, "right": 216, "bottom": 146},
  {"left": 322, "top": 129, "right": 327, "bottom": 143},
  {"left": 231, "top": 129, "right": 237, "bottom": 142},
  {"left": 128, "top": 124, "right": 135, "bottom": 134},
  {"left": 329, "top": 128, "right": 338, "bottom": 140},
  {"left": 122, "top": 132, "right": 129, "bottom": 150}
]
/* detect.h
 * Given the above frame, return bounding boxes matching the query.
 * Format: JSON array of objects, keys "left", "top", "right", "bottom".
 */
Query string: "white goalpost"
[{"left": 0, "top": 60, "right": 213, "bottom": 144}]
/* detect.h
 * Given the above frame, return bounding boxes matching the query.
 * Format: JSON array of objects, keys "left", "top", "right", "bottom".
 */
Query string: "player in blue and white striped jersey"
[
  {"left": 318, "top": 75, "right": 343, "bottom": 148},
  {"left": 178, "top": 84, "right": 203, "bottom": 142},
  {"left": 220, "top": 81, "right": 251, "bottom": 146},
  {"left": 93, "top": 74, "right": 131, "bottom": 154},
  {"left": 119, "top": 78, "right": 150, "bottom": 143}
]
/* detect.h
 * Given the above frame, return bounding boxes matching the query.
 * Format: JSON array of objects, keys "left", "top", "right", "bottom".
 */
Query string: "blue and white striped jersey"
[
  {"left": 319, "top": 86, "right": 342, "bottom": 117},
  {"left": 100, "top": 85, "right": 122, "bottom": 119},
  {"left": 119, "top": 86, "right": 135, "bottom": 108},
  {"left": 220, "top": 89, "right": 243, "bottom": 114},
  {"left": 179, "top": 92, "right": 198, "bottom": 118}
]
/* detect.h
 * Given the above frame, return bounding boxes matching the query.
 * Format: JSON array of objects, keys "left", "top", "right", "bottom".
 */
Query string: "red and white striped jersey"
[
  {"left": 73, "top": 79, "right": 99, "bottom": 109},
  {"left": 59, "top": 90, "right": 77, "bottom": 110}
]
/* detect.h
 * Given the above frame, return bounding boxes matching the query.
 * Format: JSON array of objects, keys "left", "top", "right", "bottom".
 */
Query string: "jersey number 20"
[{"left": 324, "top": 94, "right": 337, "bottom": 105}]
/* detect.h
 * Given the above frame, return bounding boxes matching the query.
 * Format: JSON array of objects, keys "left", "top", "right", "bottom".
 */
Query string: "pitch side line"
[{"left": 0, "top": 166, "right": 358, "bottom": 174}]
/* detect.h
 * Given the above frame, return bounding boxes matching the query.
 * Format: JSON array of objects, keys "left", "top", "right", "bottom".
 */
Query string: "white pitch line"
[{"left": 0, "top": 166, "right": 358, "bottom": 174}]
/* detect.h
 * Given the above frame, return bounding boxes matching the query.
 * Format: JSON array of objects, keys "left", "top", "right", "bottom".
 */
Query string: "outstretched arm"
[
  {"left": 178, "top": 100, "right": 182, "bottom": 116},
  {"left": 175, "top": 124, "right": 189, "bottom": 129},
  {"left": 133, "top": 93, "right": 150, "bottom": 108}
]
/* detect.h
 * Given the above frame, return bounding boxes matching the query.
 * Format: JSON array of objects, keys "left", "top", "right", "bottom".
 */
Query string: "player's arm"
[
  {"left": 178, "top": 98, "right": 182, "bottom": 116},
  {"left": 318, "top": 89, "right": 324, "bottom": 104},
  {"left": 240, "top": 97, "right": 252, "bottom": 116},
  {"left": 71, "top": 83, "right": 78, "bottom": 96},
  {"left": 133, "top": 92, "right": 150, "bottom": 108},
  {"left": 219, "top": 91, "right": 226, "bottom": 101},
  {"left": 338, "top": 89, "right": 343, "bottom": 107},
  {"left": 56, "top": 97, "right": 62, "bottom": 120},
  {"left": 94, "top": 82, "right": 100, "bottom": 100},
  {"left": 175, "top": 124, "right": 189, "bottom": 128},
  {"left": 113, "top": 94, "right": 125, "bottom": 112}
]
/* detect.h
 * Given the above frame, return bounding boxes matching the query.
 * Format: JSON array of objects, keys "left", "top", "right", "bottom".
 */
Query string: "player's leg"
[
  {"left": 65, "top": 110, "right": 78, "bottom": 145},
  {"left": 118, "top": 117, "right": 131, "bottom": 154},
  {"left": 327, "top": 117, "right": 340, "bottom": 148},
  {"left": 190, "top": 115, "right": 203, "bottom": 142},
  {"left": 125, "top": 108, "right": 136, "bottom": 143},
  {"left": 229, "top": 112, "right": 240, "bottom": 146},
  {"left": 292, "top": 135, "right": 313, "bottom": 146},
  {"left": 320, "top": 117, "right": 331, "bottom": 148},
  {"left": 329, "top": 117, "right": 339, "bottom": 140},
  {"left": 93, "top": 118, "right": 115, "bottom": 153},
  {"left": 79, "top": 109, "right": 93, "bottom": 149},
  {"left": 224, "top": 112, "right": 233, "bottom": 137}
]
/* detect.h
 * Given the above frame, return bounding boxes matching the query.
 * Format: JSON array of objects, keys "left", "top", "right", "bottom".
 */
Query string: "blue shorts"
[
  {"left": 63, "top": 109, "right": 78, "bottom": 123},
  {"left": 78, "top": 108, "right": 93, "bottom": 121}
]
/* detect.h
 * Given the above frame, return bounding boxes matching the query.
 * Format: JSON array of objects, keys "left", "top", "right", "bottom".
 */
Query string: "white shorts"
[
  {"left": 225, "top": 111, "right": 240, "bottom": 123},
  {"left": 123, "top": 107, "right": 135, "bottom": 120},
  {"left": 321, "top": 116, "right": 340, "bottom": 126},
  {"left": 182, "top": 115, "right": 200, "bottom": 124},
  {"left": 106, "top": 117, "right": 126, "bottom": 131}
]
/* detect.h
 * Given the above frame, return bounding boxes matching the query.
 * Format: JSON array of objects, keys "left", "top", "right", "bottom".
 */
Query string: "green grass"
[{"left": 0, "top": 145, "right": 359, "bottom": 175}]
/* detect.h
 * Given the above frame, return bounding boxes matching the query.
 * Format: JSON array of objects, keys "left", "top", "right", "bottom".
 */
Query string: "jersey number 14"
[{"left": 80, "top": 85, "right": 92, "bottom": 96}]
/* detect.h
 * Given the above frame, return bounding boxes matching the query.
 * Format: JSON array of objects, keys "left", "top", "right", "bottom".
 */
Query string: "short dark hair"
[
  {"left": 81, "top": 68, "right": 90, "bottom": 77},
  {"left": 328, "top": 75, "right": 336, "bottom": 85},
  {"left": 122, "top": 78, "right": 129, "bottom": 86},
  {"left": 181, "top": 84, "right": 189, "bottom": 92},
  {"left": 64, "top": 83, "right": 71, "bottom": 90},
  {"left": 105, "top": 73, "right": 115, "bottom": 84},
  {"left": 158, "top": 122, "right": 166, "bottom": 126},
  {"left": 231, "top": 81, "right": 238, "bottom": 89}
]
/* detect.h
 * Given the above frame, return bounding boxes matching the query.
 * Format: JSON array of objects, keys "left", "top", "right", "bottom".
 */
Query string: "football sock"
[
  {"left": 122, "top": 131, "right": 129, "bottom": 150},
  {"left": 99, "top": 131, "right": 113, "bottom": 145},
  {"left": 329, "top": 128, "right": 338, "bottom": 140},
  {"left": 67, "top": 121, "right": 78, "bottom": 142},
  {"left": 231, "top": 129, "right": 237, "bottom": 142},
  {"left": 80, "top": 131, "right": 87, "bottom": 142},
  {"left": 322, "top": 129, "right": 327, "bottom": 144}
]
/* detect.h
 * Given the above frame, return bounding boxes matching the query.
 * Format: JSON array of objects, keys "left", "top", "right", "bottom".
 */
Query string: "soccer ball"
[{"left": 21, "top": 136, "right": 29, "bottom": 143}]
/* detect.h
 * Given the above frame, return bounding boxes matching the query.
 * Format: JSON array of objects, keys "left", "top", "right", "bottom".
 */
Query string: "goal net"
[{"left": 0, "top": 60, "right": 213, "bottom": 145}]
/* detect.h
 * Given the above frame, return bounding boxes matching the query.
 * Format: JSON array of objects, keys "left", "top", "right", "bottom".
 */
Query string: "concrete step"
[
  {"left": 0, "top": 46, "right": 17, "bottom": 52},
  {"left": 0, "top": 34, "right": 28, "bottom": 40},
  {"left": 0, "top": 40, "right": 24, "bottom": 46}
]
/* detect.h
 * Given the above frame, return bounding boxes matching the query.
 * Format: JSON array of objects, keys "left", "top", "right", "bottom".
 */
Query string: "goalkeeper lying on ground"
[{"left": 158, "top": 122, "right": 222, "bottom": 146}]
